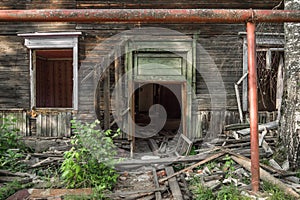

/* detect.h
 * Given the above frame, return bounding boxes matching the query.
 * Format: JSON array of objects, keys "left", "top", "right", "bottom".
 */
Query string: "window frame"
[
  {"left": 239, "top": 32, "right": 284, "bottom": 111},
  {"left": 18, "top": 32, "right": 81, "bottom": 111}
]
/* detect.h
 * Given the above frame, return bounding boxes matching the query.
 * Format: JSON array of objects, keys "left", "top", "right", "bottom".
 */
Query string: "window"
[
  {"left": 240, "top": 33, "right": 284, "bottom": 112},
  {"left": 35, "top": 49, "right": 73, "bottom": 108},
  {"left": 18, "top": 32, "right": 81, "bottom": 110},
  {"left": 256, "top": 48, "right": 284, "bottom": 111}
]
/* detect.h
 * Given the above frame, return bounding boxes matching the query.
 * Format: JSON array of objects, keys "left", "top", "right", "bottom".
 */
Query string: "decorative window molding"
[
  {"left": 18, "top": 32, "right": 81, "bottom": 110},
  {"left": 239, "top": 32, "right": 284, "bottom": 111}
]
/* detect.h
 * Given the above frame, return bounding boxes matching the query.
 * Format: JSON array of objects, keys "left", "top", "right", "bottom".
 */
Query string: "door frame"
[{"left": 129, "top": 79, "right": 188, "bottom": 151}]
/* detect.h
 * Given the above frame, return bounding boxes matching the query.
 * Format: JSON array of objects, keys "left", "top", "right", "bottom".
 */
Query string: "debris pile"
[{"left": 3, "top": 120, "right": 300, "bottom": 199}]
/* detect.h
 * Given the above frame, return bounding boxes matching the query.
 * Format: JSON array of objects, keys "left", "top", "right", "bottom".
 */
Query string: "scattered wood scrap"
[
  {"left": 159, "top": 151, "right": 225, "bottom": 183},
  {"left": 231, "top": 155, "right": 300, "bottom": 199}
]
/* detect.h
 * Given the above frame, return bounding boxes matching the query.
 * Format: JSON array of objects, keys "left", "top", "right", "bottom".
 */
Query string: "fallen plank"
[
  {"left": 107, "top": 187, "right": 167, "bottom": 199},
  {"left": 29, "top": 188, "right": 93, "bottom": 199},
  {"left": 224, "top": 123, "right": 250, "bottom": 131},
  {"left": 152, "top": 168, "right": 162, "bottom": 200},
  {"left": 180, "top": 174, "right": 193, "bottom": 199},
  {"left": 215, "top": 146, "right": 285, "bottom": 175},
  {"left": 31, "top": 157, "right": 64, "bottom": 168},
  {"left": 30, "top": 153, "right": 64, "bottom": 158},
  {"left": 148, "top": 139, "right": 159, "bottom": 156},
  {"left": 0, "top": 170, "right": 31, "bottom": 177},
  {"left": 159, "top": 151, "right": 225, "bottom": 183},
  {"left": 165, "top": 166, "right": 183, "bottom": 200},
  {"left": 231, "top": 155, "right": 300, "bottom": 199},
  {"left": 116, "top": 148, "right": 217, "bottom": 167},
  {"left": 236, "top": 120, "right": 278, "bottom": 136},
  {"left": 0, "top": 176, "right": 32, "bottom": 184}
]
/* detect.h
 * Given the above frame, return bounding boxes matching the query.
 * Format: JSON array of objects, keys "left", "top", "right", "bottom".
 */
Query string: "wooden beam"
[{"left": 104, "top": 69, "right": 110, "bottom": 130}]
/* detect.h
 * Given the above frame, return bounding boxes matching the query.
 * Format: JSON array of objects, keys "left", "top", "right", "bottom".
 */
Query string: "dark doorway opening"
[{"left": 134, "top": 83, "right": 182, "bottom": 135}]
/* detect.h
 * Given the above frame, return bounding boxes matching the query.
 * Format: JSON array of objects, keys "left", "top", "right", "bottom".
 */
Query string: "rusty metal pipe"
[
  {"left": 0, "top": 9, "right": 300, "bottom": 23},
  {"left": 247, "top": 21, "right": 260, "bottom": 192}
]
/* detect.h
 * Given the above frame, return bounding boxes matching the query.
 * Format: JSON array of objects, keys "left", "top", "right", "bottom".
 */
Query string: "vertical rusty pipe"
[{"left": 247, "top": 21, "right": 260, "bottom": 192}]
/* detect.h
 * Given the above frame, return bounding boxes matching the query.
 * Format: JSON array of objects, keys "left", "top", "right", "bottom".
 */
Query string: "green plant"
[
  {"left": 216, "top": 185, "right": 251, "bottom": 200},
  {"left": 205, "top": 161, "right": 216, "bottom": 171},
  {"left": 193, "top": 183, "right": 215, "bottom": 200},
  {"left": 189, "top": 177, "right": 215, "bottom": 200},
  {"left": 189, "top": 177, "right": 251, "bottom": 200},
  {"left": 261, "top": 181, "right": 296, "bottom": 200},
  {"left": 0, "top": 116, "right": 28, "bottom": 171},
  {"left": 222, "top": 154, "right": 235, "bottom": 172},
  {"left": 0, "top": 117, "right": 23, "bottom": 151},
  {"left": 189, "top": 146, "right": 197, "bottom": 155},
  {"left": 60, "top": 119, "right": 119, "bottom": 197},
  {"left": 0, "top": 180, "right": 33, "bottom": 200}
]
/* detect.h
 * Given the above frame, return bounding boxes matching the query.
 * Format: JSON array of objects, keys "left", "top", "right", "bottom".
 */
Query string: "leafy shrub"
[
  {"left": 0, "top": 180, "right": 33, "bottom": 199},
  {"left": 0, "top": 117, "right": 23, "bottom": 151},
  {"left": 60, "top": 119, "right": 119, "bottom": 195},
  {"left": 0, "top": 116, "right": 28, "bottom": 171}
]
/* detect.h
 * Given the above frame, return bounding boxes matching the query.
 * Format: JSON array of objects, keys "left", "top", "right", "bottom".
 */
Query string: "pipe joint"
[{"left": 247, "top": 8, "right": 257, "bottom": 24}]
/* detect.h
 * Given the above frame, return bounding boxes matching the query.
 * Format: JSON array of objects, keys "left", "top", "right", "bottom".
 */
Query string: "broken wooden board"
[
  {"left": 236, "top": 120, "right": 278, "bottom": 136},
  {"left": 165, "top": 166, "right": 183, "bottom": 200},
  {"left": 159, "top": 151, "right": 225, "bottom": 183},
  {"left": 152, "top": 168, "right": 162, "bottom": 200}
]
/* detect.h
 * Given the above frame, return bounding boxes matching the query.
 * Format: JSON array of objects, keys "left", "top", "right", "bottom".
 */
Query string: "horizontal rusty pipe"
[
  {"left": 247, "top": 21, "right": 260, "bottom": 192},
  {"left": 0, "top": 9, "right": 300, "bottom": 23}
]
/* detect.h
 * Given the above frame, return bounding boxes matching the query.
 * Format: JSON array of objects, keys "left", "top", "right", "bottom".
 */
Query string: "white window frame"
[
  {"left": 239, "top": 32, "right": 284, "bottom": 111},
  {"left": 18, "top": 32, "right": 81, "bottom": 111}
]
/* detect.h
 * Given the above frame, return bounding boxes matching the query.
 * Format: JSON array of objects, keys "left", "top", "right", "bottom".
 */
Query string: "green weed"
[
  {"left": 0, "top": 116, "right": 29, "bottom": 171},
  {"left": 261, "top": 181, "right": 297, "bottom": 200},
  {"left": 0, "top": 181, "right": 33, "bottom": 200},
  {"left": 60, "top": 119, "right": 119, "bottom": 198}
]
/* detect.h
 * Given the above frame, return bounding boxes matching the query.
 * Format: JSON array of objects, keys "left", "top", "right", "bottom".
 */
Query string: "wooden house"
[{"left": 0, "top": 1, "right": 284, "bottom": 149}]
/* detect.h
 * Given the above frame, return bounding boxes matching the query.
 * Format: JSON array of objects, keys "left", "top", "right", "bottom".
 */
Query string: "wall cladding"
[{"left": 0, "top": 36, "right": 30, "bottom": 109}]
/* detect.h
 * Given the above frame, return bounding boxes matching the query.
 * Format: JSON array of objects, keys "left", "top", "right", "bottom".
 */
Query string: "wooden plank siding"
[
  {"left": 36, "top": 111, "right": 72, "bottom": 137},
  {"left": 0, "top": 0, "right": 76, "bottom": 35},
  {"left": 0, "top": 36, "right": 30, "bottom": 109},
  {"left": 0, "top": 109, "right": 28, "bottom": 136},
  {"left": 0, "top": 110, "right": 72, "bottom": 137},
  {"left": 0, "top": 0, "right": 283, "bottom": 139}
]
